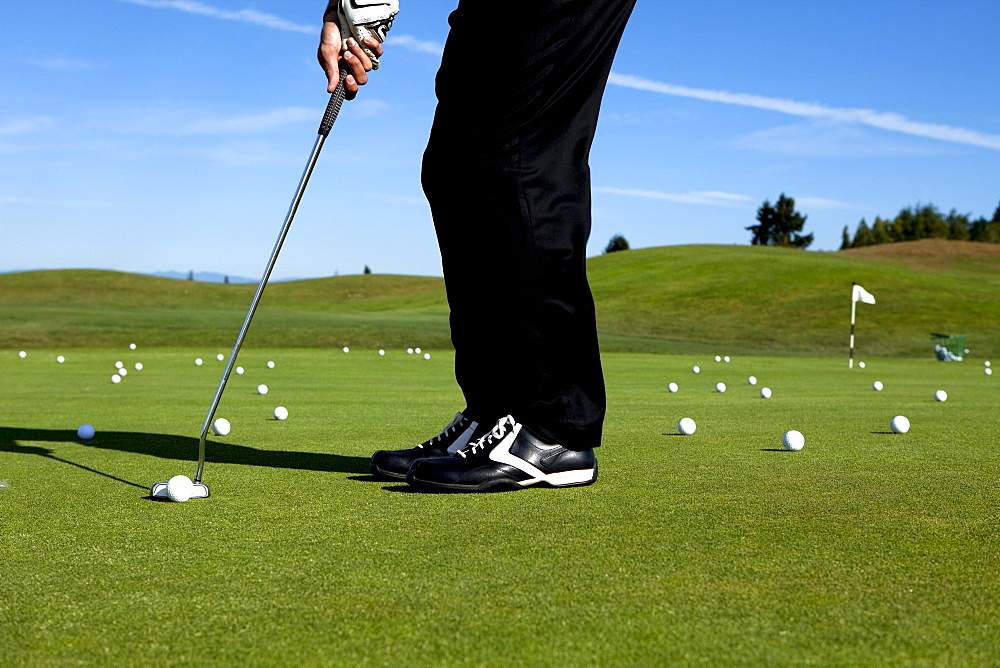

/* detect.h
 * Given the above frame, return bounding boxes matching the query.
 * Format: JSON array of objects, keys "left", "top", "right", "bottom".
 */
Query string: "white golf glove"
[{"left": 336, "top": 0, "right": 399, "bottom": 69}]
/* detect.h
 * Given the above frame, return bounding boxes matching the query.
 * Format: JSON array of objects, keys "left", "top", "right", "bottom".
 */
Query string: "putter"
[{"left": 151, "top": 72, "right": 350, "bottom": 500}]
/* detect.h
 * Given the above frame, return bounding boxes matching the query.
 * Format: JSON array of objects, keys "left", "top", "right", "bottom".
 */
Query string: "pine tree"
[{"left": 747, "top": 194, "right": 813, "bottom": 249}]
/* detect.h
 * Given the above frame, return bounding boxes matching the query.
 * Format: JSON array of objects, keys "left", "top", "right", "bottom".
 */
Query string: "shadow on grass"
[{"left": 0, "top": 426, "right": 370, "bottom": 484}]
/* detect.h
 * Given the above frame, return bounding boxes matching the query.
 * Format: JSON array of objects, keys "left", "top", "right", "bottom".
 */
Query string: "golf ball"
[
  {"left": 343, "top": 347, "right": 350, "bottom": 353},
  {"left": 692, "top": 366, "right": 700, "bottom": 374},
  {"left": 118, "top": 368, "right": 127, "bottom": 377},
  {"left": 77, "top": 424, "right": 95, "bottom": 440},
  {"left": 115, "top": 361, "right": 124, "bottom": 369},
  {"left": 891, "top": 415, "right": 910, "bottom": 434},
  {"left": 415, "top": 348, "right": 422, "bottom": 354},
  {"left": 257, "top": 384, "right": 268, "bottom": 395},
  {"left": 216, "top": 354, "right": 224, "bottom": 361},
  {"left": 782, "top": 430, "right": 805, "bottom": 451},
  {"left": 667, "top": 382, "right": 679, "bottom": 393},
  {"left": 407, "top": 348, "right": 414, "bottom": 354},
  {"left": 760, "top": 387, "right": 772, "bottom": 399},
  {"left": 986, "top": 368, "right": 993, "bottom": 376},
  {"left": 714, "top": 356, "right": 721, "bottom": 362},
  {"left": 111, "top": 374, "right": 122, "bottom": 384},
  {"left": 274, "top": 406, "right": 288, "bottom": 420},
  {"left": 934, "top": 390, "right": 947, "bottom": 402},
  {"left": 267, "top": 360, "right": 275, "bottom": 368},
  {"left": 378, "top": 349, "right": 385, "bottom": 356},
  {"left": 236, "top": 366, "right": 244, "bottom": 375},
  {"left": 859, "top": 361, "right": 866, "bottom": 369},
  {"left": 678, "top": 417, "right": 697, "bottom": 435},
  {"left": 19, "top": 351, "right": 27, "bottom": 358},
  {"left": 211, "top": 417, "right": 231, "bottom": 436},
  {"left": 724, "top": 356, "right": 731, "bottom": 363},
  {"left": 166, "top": 475, "right": 194, "bottom": 503},
  {"left": 748, "top": 376, "right": 757, "bottom": 385},
  {"left": 715, "top": 382, "right": 726, "bottom": 393},
  {"left": 134, "top": 362, "right": 143, "bottom": 371},
  {"left": 423, "top": 353, "right": 431, "bottom": 360},
  {"left": 985, "top": 361, "right": 991, "bottom": 368},
  {"left": 873, "top": 381, "right": 883, "bottom": 391},
  {"left": 129, "top": 343, "right": 137, "bottom": 350},
  {"left": 56, "top": 355, "right": 65, "bottom": 363},
  {"left": 195, "top": 358, "right": 203, "bottom": 366}
]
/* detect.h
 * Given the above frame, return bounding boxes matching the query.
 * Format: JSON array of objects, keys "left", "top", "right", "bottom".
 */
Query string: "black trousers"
[{"left": 421, "top": 0, "right": 636, "bottom": 450}]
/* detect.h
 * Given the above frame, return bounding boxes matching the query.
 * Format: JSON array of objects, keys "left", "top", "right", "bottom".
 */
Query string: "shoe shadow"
[{"left": 0, "top": 426, "right": 370, "bottom": 490}]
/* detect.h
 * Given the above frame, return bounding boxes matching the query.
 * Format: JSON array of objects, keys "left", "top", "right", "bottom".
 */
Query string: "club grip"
[{"left": 318, "top": 69, "right": 349, "bottom": 137}]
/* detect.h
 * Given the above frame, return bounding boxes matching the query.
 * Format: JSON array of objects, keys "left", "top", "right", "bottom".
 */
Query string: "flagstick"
[{"left": 849, "top": 281, "right": 858, "bottom": 369}]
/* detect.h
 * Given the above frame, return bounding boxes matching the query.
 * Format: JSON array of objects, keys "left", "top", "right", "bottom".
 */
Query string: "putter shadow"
[{"left": 0, "top": 426, "right": 369, "bottom": 476}]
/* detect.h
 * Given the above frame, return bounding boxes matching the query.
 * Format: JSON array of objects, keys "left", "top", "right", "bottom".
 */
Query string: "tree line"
[{"left": 841, "top": 201, "right": 1000, "bottom": 249}]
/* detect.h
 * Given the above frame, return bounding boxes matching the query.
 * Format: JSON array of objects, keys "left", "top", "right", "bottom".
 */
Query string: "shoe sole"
[{"left": 406, "top": 464, "right": 598, "bottom": 493}]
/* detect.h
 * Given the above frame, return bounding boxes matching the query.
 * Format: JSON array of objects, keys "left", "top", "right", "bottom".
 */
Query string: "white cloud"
[
  {"left": 119, "top": 0, "right": 314, "bottom": 34},
  {"left": 608, "top": 72, "right": 1000, "bottom": 152},
  {"left": 385, "top": 34, "right": 444, "bottom": 56},
  {"left": 734, "top": 121, "right": 946, "bottom": 157},
  {"left": 595, "top": 187, "right": 752, "bottom": 207}
]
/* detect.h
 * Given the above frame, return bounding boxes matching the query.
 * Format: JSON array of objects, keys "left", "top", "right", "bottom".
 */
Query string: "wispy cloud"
[
  {"left": 596, "top": 187, "right": 752, "bottom": 207},
  {"left": 0, "top": 116, "right": 55, "bottom": 135},
  {"left": 609, "top": 72, "right": 1000, "bottom": 152},
  {"left": 120, "top": 0, "right": 314, "bottom": 34},
  {"left": 385, "top": 34, "right": 444, "bottom": 56}
]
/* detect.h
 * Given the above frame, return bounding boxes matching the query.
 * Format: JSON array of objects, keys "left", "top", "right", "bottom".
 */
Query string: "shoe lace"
[
  {"left": 458, "top": 415, "right": 514, "bottom": 459},
  {"left": 417, "top": 415, "right": 464, "bottom": 450}
]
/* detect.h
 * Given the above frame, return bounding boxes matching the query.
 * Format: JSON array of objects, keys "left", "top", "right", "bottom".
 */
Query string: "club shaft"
[{"left": 193, "top": 74, "right": 347, "bottom": 484}]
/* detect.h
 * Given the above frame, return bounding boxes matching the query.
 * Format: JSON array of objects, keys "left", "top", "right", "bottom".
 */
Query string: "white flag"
[{"left": 853, "top": 284, "right": 876, "bottom": 305}]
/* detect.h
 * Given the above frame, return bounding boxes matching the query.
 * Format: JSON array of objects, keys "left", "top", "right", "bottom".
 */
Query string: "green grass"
[
  {"left": 3, "top": 240, "right": 998, "bottom": 357},
  {"left": 2, "top": 347, "right": 998, "bottom": 664}
]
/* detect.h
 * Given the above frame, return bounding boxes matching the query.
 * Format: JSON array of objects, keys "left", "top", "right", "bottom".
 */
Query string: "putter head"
[{"left": 150, "top": 481, "right": 211, "bottom": 500}]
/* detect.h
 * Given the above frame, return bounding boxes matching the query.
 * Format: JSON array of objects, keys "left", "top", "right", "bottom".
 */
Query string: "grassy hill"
[{"left": 2, "top": 239, "right": 997, "bottom": 357}]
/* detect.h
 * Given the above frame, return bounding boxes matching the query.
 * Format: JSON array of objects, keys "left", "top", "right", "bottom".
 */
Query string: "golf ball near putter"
[
  {"left": 934, "top": 390, "right": 947, "bottom": 402},
  {"left": 77, "top": 424, "right": 95, "bottom": 440},
  {"left": 211, "top": 417, "right": 231, "bottom": 436},
  {"left": 274, "top": 406, "right": 288, "bottom": 420},
  {"left": 715, "top": 382, "right": 726, "bottom": 393},
  {"left": 217, "top": 354, "right": 224, "bottom": 361},
  {"left": 236, "top": 366, "right": 244, "bottom": 375},
  {"left": 667, "top": 382, "right": 679, "bottom": 393},
  {"left": 891, "top": 415, "right": 910, "bottom": 434},
  {"left": 166, "top": 475, "right": 194, "bottom": 503},
  {"left": 748, "top": 376, "right": 757, "bottom": 385},
  {"left": 782, "top": 430, "right": 805, "bottom": 451},
  {"left": 257, "top": 384, "right": 269, "bottom": 395},
  {"left": 873, "top": 381, "right": 883, "bottom": 391},
  {"left": 678, "top": 417, "right": 697, "bottom": 435},
  {"left": 760, "top": 387, "right": 772, "bottom": 399}
]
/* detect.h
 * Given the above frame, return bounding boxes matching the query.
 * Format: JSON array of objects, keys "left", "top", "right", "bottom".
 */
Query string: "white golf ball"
[
  {"left": 667, "top": 382, "right": 679, "bottom": 393},
  {"left": 216, "top": 354, "right": 224, "bottom": 361},
  {"left": 715, "top": 382, "right": 726, "bottom": 393},
  {"left": 273, "top": 406, "right": 288, "bottom": 420},
  {"left": 111, "top": 374, "right": 122, "bottom": 384},
  {"left": 423, "top": 353, "right": 431, "bottom": 360},
  {"left": 724, "top": 356, "right": 731, "bottom": 363},
  {"left": 257, "top": 384, "right": 269, "bottom": 395},
  {"left": 343, "top": 347, "right": 350, "bottom": 353},
  {"left": 748, "top": 376, "right": 757, "bottom": 385},
  {"left": 134, "top": 362, "right": 143, "bottom": 371},
  {"left": 118, "top": 368, "right": 127, "bottom": 377},
  {"left": 714, "top": 356, "right": 721, "bottom": 362},
  {"left": 872, "top": 381, "right": 883, "bottom": 391},
  {"left": 211, "top": 417, "right": 231, "bottom": 436},
  {"left": 934, "top": 390, "right": 947, "bottom": 402},
  {"left": 678, "top": 417, "right": 697, "bottom": 435},
  {"left": 782, "top": 430, "right": 805, "bottom": 451},
  {"left": 415, "top": 348, "right": 422, "bottom": 354},
  {"left": 195, "top": 358, "right": 203, "bottom": 366},
  {"left": 859, "top": 361, "right": 866, "bottom": 369},
  {"left": 407, "top": 348, "right": 414, "bottom": 355},
  {"left": 129, "top": 343, "right": 137, "bottom": 350},
  {"left": 18, "top": 351, "right": 27, "bottom": 358},
  {"left": 760, "top": 387, "right": 772, "bottom": 399},
  {"left": 115, "top": 361, "right": 124, "bottom": 369},
  {"left": 236, "top": 366, "right": 244, "bottom": 375},
  {"left": 267, "top": 360, "right": 275, "bottom": 368},
  {"left": 985, "top": 361, "right": 991, "bottom": 368},
  {"left": 692, "top": 366, "right": 700, "bottom": 374},
  {"left": 77, "top": 424, "right": 95, "bottom": 440},
  {"left": 891, "top": 415, "right": 910, "bottom": 434},
  {"left": 378, "top": 349, "right": 385, "bottom": 356},
  {"left": 166, "top": 475, "right": 194, "bottom": 503},
  {"left": 56, "top": 355, "right": 65, "bottom": 363},
  {"left": 986, "top": 368, "right": 993, "bottom": 376}
]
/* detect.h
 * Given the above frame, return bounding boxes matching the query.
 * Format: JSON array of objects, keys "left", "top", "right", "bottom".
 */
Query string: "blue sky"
[{"left": 2, "top": 0, "right": 998, "bottom": 280}]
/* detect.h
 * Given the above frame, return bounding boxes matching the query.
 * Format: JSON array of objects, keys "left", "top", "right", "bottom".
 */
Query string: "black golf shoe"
[
  {"left": 370, "top": 412, "right": 484, "bottom": 480},
  {"left": 405, "top": 415, "right": 598, "bottom": 492}
]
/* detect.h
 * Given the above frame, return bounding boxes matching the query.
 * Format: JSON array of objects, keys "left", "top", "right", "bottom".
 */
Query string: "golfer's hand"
[{"left": 317, "top": 19, "right": 383, "bottom": 99}]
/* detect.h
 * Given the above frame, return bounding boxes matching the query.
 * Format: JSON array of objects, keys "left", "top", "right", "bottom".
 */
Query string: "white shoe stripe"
[
  {"left": 518, "top": 468, "right": 597, "bottom": 487},
  {"left": 446, "top": 420, "right": 479, "bottom": 454}
]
